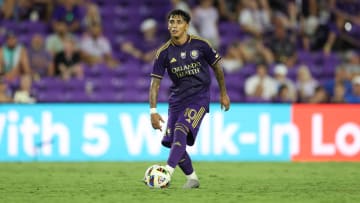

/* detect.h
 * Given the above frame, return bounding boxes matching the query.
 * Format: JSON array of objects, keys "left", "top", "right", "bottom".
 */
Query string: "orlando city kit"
[{"left": 151, "top": 35, "right": 221, "bottom": 147}]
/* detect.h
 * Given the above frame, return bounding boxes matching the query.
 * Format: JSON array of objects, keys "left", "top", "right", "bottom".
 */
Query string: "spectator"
[
  {"left": 0, "top": 31, "right": 31, "bottom": 82},
  {"left": 267, "top": 16, "right": 297, "bottom": 67},
  {"left": 28, "top": 34, "right": 53, "bottom": 80},
  {"left": 46, "top": 20, "right": 77, "bottom": 56},
  {"left": 308, "top": 86, "right": 329, "bottom": 103},
  {"left": 273, "top": 64, "right": 297, "bottom": 102},
  {"left": 52, "top": 0, "right": 82, "bottom": 33},
  {"left": 54, "top": 37, "right": 83, "bottom": 80},
  {"left": 0, "top": 78, "right": 12, "bottom": 103},
  {"left": 344, "top": 76, "right": 360, "bottom": 103},
  {"left": 237, "top": 0, "right": 271, "bottom": 38},
  {"left": 14, "top": 0, "right": 33, "bottom": 21},
  {"left": 296, "top": 64, "right": 318, "bottom": 102},
  {"left": 323, "top": 13, "right": 360, "bottom": 54},
  {"left": 220, "top": 41, "right": 243, "bottom": 73},
  {"left": 343, "top": 50, "right": 360, "bottom": 77},
  {"left": 239, "top": 38, "right": 274, "bottom": 65},
  {"left": 0, "top": 0, "right": 15, "bottom": 19},
  {"left": 330, "top": 0, "right": 360, "bottom": 25},
  {"left": 80, "top": 23, "right": 118, "bottom": 67},
  {"left": 217, "top": 0, "right": 239, "bottom": 22},
  {"left": 31, "top": 0, "right": 53, "bottom": 22},
  {"left": 121, "top": 18, "right": 162, "bottom": 63},
  {"left": 2, "top": 0, "right": 50, "bottom": 21},
  {"left": 300, "top": 0, "right": 321, "bottom": 51},
  {"left": 13, "top": 74, "right": 36, "bottom": 103},
  {"left": 323, "top": 65, "right": 352, "bottom": 98},
  {"left": 272, "top": 84, "right": 292, "bottom": 103},
  {"left": 331, "top": 83, "right": 346, "bottom": 103},
  {"left": 82, "top": 2, "right": 101, "bottom": 30},
  {"left": 245, "top": 63, "right": 277, "bottom": 101},
  {"left": 237, "top": 1, "right": 275, "bottom": 65},
  {"left": 193, "top": 0, "right": 220, "bottom": 48}
]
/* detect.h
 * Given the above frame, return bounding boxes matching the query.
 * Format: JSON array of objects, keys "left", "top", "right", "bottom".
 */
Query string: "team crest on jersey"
[
  {"left": 190, "top": 50, "right": 199, "bottom": 59},
  {"left": 181, "top": 51, "right": 186, "bottom": 59}
]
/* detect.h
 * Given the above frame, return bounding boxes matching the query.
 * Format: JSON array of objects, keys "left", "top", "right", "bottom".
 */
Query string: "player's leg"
[
  {"left": 165, "top": 121, "right": 188, "bottom": 175},
  {"left": 178, "top": 151, "right": 200, "bottom": 189},
  {"left": 167, "top": 104, "right": 206, "bottom": 188},
  {"left": 181, "top": 105, "right": 207, "bottom": 188}
]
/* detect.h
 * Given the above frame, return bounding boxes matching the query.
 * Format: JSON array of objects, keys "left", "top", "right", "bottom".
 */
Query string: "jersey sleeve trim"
[
  {"left": 211, "top": 56, "right": 222, "bottom": 66},
  {"left": 190, "top": 35, "right": 213, "bottom": 47},
  {"left": 151, "top": 73, "right": 163, "bottom": 79},
  {"left": 155, "top": 40, "right": 171, "bottom": 59}
]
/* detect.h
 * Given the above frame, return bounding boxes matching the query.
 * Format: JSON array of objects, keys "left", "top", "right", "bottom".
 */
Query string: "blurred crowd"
[{"left": 0, "top": 0, "right": 359, "bottom": 104}]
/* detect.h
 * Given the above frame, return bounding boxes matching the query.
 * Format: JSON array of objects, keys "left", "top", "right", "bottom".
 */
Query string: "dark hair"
[
  {"left": 278, "top": 84, "right": 288, "bottom": 93},
  {"left": 167, "top": 9, "right": 191, "bottom": 23},
  {"left": 256, "top": 63, "right": 267, "bottom": 70}
]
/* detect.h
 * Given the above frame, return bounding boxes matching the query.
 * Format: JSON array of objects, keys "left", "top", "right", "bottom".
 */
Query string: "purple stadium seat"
[
  {"left": 23, "top": 21, "right": 47, "bottom": 33},
  {"left": 227, "top": 90, "right": 243, "bottom": 102},
  {"left": 37, "top": 91, "right": 64, "bottom": 102},
  {"left": 83, "top": 64, "right": 106, "bottom": 78},
  {"left": 240, "top": 64, "right": 256, "bottom": 78},
  {"left": 38, "top": 77, "right": 65, "bottom": 92},
  {"left": 246, "top": 97, "right": 270, "bottom": 103},
  {"left": 63, "top": 79, "right": 86, "bottom": 93}
]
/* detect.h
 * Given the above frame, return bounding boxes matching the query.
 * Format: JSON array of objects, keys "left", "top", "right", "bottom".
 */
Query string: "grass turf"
[{"left": 0, "top": 162, "right": 359, "bottom": 203}]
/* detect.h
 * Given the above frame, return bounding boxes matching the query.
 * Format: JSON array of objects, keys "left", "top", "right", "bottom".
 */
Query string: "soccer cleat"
[{"left": 183, "top": 179, "right": 200, "bottom": 189}]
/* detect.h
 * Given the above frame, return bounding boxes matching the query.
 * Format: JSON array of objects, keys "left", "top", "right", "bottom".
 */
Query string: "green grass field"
[{"left": 0, "top": 162, "right": 359, "bottom": 203}]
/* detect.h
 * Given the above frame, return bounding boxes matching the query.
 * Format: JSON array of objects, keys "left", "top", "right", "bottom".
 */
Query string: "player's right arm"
[
  {"left": 149, "top": 42, "right": 170, "bottom": 131},
  {"left": 149, "top": 77, "right": 164, "bottom": 131}
]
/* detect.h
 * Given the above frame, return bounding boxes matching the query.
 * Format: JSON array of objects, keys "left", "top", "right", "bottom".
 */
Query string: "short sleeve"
[
  {"left": 151, "top": 49, "right": 167, "bottom": 79},
  {"left": 202, "top": 41, "right": 221, "bottom": 66}
]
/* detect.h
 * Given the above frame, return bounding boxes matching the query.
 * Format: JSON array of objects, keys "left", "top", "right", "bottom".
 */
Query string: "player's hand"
[
  {"left": 220, "top": 93, "right": 230, "bottom": 111},
  {"left": 151, "top": 113, "right": 164, "bottom": 131}
]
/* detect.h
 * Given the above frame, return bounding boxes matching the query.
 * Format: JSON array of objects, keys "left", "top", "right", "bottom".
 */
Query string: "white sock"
[
  {"left": 165, "top": 165, "right": 175, "bottom": 176},
  {"left": 186, "top": 171, "right": 198, "bottom": 180}
]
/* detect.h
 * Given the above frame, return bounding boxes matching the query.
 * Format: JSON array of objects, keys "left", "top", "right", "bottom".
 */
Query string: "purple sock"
[
  {"left": 167, "top": 127, "right": 187, "bottom": 168},
  {"left": 178, "top": 151, "right": 194, "bottom": 175}
]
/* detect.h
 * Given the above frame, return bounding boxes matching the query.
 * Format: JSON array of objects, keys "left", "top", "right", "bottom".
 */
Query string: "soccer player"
[{"left": 149, "top": 9, "right": 230, "bottom": 189}]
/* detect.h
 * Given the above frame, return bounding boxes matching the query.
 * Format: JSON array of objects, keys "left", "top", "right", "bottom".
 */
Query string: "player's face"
[{"left": 168, "top": 15, "right": 188, "bottom": 38}]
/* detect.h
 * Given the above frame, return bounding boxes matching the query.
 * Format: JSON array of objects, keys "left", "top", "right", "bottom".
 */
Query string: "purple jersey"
[{"left": 151, "top": 35, "right": 221, "bottom": 111}]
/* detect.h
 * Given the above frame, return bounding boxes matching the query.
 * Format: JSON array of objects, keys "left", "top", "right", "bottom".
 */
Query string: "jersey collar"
[{"left": 171, "top": 35, "right": 191, "bottom": 47}]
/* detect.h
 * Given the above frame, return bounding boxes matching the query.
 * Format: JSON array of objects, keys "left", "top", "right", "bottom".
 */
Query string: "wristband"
[{"left": 150, "top": 108, "right": 157, "bottom": 114}]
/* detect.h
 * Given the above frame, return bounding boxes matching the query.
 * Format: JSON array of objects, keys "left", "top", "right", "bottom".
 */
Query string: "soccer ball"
[{"left": 143, "top": 165, "right": 171, "bottom": 189}]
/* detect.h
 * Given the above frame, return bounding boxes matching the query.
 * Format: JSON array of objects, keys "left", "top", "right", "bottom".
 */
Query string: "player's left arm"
[{"left": 211, "top": 62, "right": 230, "bottom": 111}]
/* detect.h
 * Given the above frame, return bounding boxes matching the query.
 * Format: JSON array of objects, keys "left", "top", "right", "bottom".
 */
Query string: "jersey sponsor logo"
[
  {"left": 181, "top": 51, "right": 186, "bottom": 59},
  {"left": 170, "top": 62, "right": 201, "bottom": 78},
  {"left": 190, "top": 50, "right": 199, "bottom": 60},
  {"left": 170, "top": 57, "right": 177, "bottom": 63}
]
